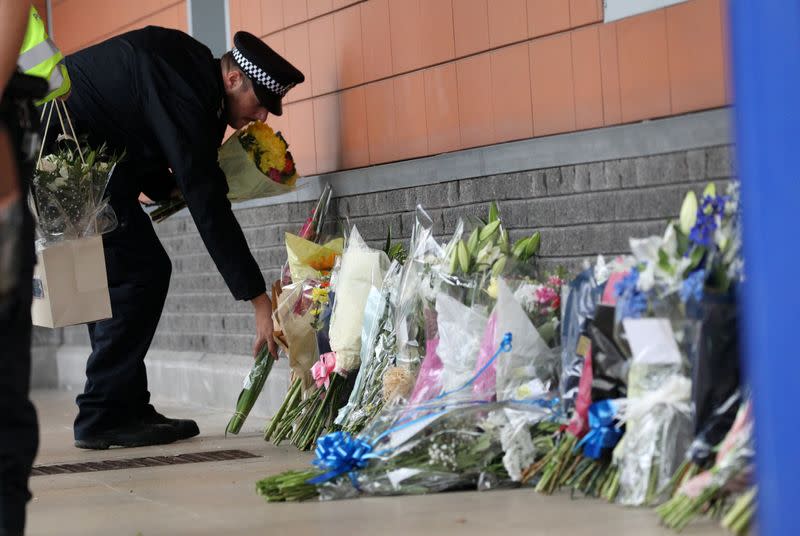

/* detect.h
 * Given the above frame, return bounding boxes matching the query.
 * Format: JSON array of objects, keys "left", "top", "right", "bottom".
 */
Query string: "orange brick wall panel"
[
  {"left": 527, "top": 0, "right": 570, "bottom": 38},
  {"left": 261, "top": 0, "right": 285, "bottom": 35},
  {"left": 286, "top": 100, "right": 317, "bottom": 175},
  {"left": 393, "top": 71, "right": 429, "bottom": 160},
  {"left": 424, "top": 63, "right": 461, "bottom": 154},
  {"left": 530, "top": 33, "right": 576, "bottom": 136},
  {"left": 490, "top": 43, "right": 534, "bottom": 142},
  {"left": 239, "top": 0, "right": 263, "bottom": 39},
  {"left": 308, "top": 0, "right": 334, "bottom": 19},
  {"left": 365, "top": 79, "right": 398, "bottom": 163},
  {"left": 360, "top": 0, "right": 392, "bottom": 81},
  {"left": 308, "top": 15, "right": 338, "bottom": 94},
  {"left": 283, "top": 0, "right": 308, "bottom": 27},
  {"left": 339, "top": 86, "right": 370, "bottom": 169},
  {"left": 488, "top": 0, "right": 528, "bottom": 48},
  {"left": 453, "top": 0, "right": 490, "bottom": 57},
  {"left": 283, "top": 23, "right": 313, "bottom": 102},
  {"left": 598, "top": 23, "right": 623, "bottom": 126},
  {"left": 313, "top": 93, "right": 343, "bottom": 173},
  {"left": 419, "top": 0, "right": 456, "bottom": 67},
  {"left": 333, "top": 5, "right": 365, "bottom": 89},
  {"left": 571, "top": 25, "right": 604, "bottom": 130},
  {"left": 333, "top": 0, "right": 360, "bottom": 8},
  {"left": 53, "top": 0, "right": 186, "bottom": 54},
  {"left": 617, "top": 9, "right": 672, "bottom": 123},
  {"left": 666, "top": 0, "right": 727, "bottom": 114},
  {"left": 570, "top": 0, "right": 603, "bottom": 26},
  {"left": 388, "top": 0, "right": 423, "bottom": 74},
  {"left": 456, "top": 53, "right": 494, "bottom": 148},
  {"left": 719, "top": 0, "right": 733, "bottom": 102}
]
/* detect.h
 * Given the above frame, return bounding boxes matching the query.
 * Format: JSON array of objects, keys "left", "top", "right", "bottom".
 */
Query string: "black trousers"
[
  {"left": 74, "top": 164, "right": 172, "bottom": 439},
  {"left": 0, "top": 106, "right": 38, "bottom": 535}
]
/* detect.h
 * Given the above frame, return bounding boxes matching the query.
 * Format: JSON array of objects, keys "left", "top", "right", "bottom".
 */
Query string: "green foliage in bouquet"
[{"left": 33, "top": 137, "right": 123, "bottom": 241}]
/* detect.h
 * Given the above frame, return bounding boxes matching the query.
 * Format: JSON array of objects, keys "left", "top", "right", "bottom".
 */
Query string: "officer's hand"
[
  {"left": 138, "top": 192, "right": 155, "bottom": 206},
  {"left": 251, "top": 292, "right": 278, "bottom": 359}
]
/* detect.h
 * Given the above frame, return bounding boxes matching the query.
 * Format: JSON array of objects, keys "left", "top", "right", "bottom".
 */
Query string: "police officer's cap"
[{"left": 231, "top": 31, "right": 305, "bottom": 116}]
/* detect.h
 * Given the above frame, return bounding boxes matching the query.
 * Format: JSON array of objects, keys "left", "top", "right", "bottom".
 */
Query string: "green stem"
[{"left": 264, "top": 378, "right": 301, "bottom": 441}]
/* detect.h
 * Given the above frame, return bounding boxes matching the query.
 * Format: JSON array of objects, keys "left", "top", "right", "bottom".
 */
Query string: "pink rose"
[{"left": 311, "top": 352, "right": 337, "bottom": 389}]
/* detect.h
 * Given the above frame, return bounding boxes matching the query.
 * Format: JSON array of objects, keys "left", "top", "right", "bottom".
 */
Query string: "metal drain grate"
[{"left": 31, "top": 449, "right": 259, "bottom": 476}]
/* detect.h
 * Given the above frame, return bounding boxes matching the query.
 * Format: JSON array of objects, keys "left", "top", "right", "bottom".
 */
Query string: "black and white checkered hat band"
[{"left": 232, "top": 47, "right": 294, "bottom": 97}]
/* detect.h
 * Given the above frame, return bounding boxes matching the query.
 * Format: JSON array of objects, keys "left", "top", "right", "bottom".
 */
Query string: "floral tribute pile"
[{"left": 229, "top": 181, "right": 752, "bottom": 535}]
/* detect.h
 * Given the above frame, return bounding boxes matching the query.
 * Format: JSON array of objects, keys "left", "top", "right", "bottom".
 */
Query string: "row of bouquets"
[{"left": 229, "top": 180, "right": 752, "bottom": 535}]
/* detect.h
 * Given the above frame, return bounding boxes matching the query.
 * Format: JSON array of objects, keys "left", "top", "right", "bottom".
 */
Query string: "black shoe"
[
  {"left": 74, "top": 422, "right": 182, "bottom": 450},
  {"left": 141, "top": 410, "right": 200, "bottom": 441}
]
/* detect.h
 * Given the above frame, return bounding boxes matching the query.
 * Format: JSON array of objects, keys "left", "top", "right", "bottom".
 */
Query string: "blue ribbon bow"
[
  {"left": 575, "top": 400, "right": 623, "bottom": 460},
  {"left": 308, "top": 431, "right": 374, "bottom": 486}
]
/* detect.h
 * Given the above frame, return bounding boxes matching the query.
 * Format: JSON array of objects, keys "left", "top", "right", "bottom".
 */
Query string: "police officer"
[
  {"left": 55, "top": 29, "right": 304, "bottom": 450},
  {"left": 1, "top": 3, "right": 59, "bottom": 534}
]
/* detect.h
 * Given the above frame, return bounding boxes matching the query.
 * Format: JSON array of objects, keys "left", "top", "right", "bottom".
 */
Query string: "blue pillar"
[{"left": 729, "top": 1, "right": 800, "bottom": 534}]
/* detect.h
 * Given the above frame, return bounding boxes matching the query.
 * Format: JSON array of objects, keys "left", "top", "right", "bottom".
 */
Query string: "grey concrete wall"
[{"left": 41, "top": 109, "right": 734, "bottom": 414}]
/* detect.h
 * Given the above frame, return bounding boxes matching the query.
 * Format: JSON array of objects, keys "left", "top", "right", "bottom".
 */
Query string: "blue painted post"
[{"left": 729, "top": 1, "right": 800, "bottom": 535}]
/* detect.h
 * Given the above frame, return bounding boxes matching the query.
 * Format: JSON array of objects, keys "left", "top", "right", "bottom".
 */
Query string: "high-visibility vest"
[{"left": 17, "top": 6, "right": 70, "bottom": 104}]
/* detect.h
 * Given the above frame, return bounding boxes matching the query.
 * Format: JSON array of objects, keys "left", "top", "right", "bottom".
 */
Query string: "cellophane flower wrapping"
[
  {"left": 317, "top": 399, "right": 557, "bottom": 500},
  {"left": 394, "top": 207, "right": 445, "bottom": 372},
  {"left": 285, "top": 233, "right": 343, "bottom": 284},
  {"left": 219, "top": 121, "right": 298, "bottom": 202},
  {"left": 615, "top": 315, "right": 695, "bottom": 506},
  {"left": 559, "top": 264, "right": 605, "bottom": 411},
  {"left": 273, "top": 280, "right": 320, "bottom": 390},
  {"left": 33, "top": 143, "right": 120, "bottom": 245},
  {"left": 678, "top": 399, "right": 754, "bottom": 499},
  {"left": 328, "top": 226, "right": 390, "bottom": 375},
  {"left": 336, "top": 260, "right": 404, "bottom": 432}
]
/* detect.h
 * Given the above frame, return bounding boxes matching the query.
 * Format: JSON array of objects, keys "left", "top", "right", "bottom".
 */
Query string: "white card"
[{"left": 623, "top": 318, "right": 682, "bottom": 365}]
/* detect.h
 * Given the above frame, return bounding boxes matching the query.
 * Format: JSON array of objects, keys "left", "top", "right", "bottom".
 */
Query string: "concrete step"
[{"left": 49, "top": 345, "right": 291, "bottom": 420}]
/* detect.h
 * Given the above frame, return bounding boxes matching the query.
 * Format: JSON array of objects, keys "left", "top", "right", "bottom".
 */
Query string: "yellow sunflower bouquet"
[{"left": 150, "top": 121, "right": 299, "bottom": 222}]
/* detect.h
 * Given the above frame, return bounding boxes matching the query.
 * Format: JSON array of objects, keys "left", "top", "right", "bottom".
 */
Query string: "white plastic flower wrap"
[
  {"left": 614, "top": 317, "right": 694, "bottom": 506},
  {"left": 328, "top": 226, "right": 390, "bottom": 375},
  {"left": 335, "top": 260, "right": 403, "bottom": 431},
  {"left": 490, "top": 279, "right": 561, "bottom": 481},
  {"left": 435, "top": 293, "right": 488, "bottom": 395},
  {"left": 394, "top": 207, "right": 445, "bottom": 370}
]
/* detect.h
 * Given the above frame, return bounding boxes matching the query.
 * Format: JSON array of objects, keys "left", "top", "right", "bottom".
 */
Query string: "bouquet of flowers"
[
  {"left": 33, "top": 102, "right": 122, "bottom": 244},
  {"left": 657, "top": 399, "right": 754, "bottom": 533},
  {"left": 257, "top": 333, "right": 561, "bottom": 502},
  {"left": 335, "top": 259, "right": 404, "bottom": 435},
  {"left": 150, "top": 121, "right": 299, "bottom": 222},
  {"left": 267, "top": 227, "right": 389, "bottom": 450}
]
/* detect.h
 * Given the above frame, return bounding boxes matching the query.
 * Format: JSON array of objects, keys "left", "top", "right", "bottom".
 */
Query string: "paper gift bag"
[{"left": 31, "top": 236, "right": 111, "bottom": 328}]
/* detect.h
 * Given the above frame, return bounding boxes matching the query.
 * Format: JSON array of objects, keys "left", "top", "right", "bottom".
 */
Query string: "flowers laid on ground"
[
  {"left": 235, "top": 182, "right": 752, "bottom": 535},
  {"left": 150, "top": 121, "right": 300, "bottom": 222}
]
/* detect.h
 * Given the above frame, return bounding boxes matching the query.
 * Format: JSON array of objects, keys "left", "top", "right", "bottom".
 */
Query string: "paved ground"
[{"left": 26, "top": 390, "right": 724, "bottom": 536}]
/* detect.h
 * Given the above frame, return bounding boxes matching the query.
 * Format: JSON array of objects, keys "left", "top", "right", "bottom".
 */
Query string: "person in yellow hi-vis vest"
[
  {"left": 2, "top": 2, "right": 53, "bottom": 534},
  {"left": 17, "top": 5, "right": 70, "bottom": 104}
]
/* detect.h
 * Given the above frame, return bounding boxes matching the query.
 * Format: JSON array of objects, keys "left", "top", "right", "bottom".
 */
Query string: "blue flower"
[
  {"left": 680, "top": 269, "right": 706, "bottom": 303},
  {"left": 614, "top": 267, "right": 639, "bottom": 298},
  {"left": 615, "top": 267, "right": 648, "bottom": 319},
  {"left": 689, "top": 195, "right": 729, "bottom": 248}
]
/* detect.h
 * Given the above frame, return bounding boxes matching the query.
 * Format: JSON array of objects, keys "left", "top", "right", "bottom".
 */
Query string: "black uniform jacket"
[{"left": 62, "top": 26, "right": 265, "bottom": 301}]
